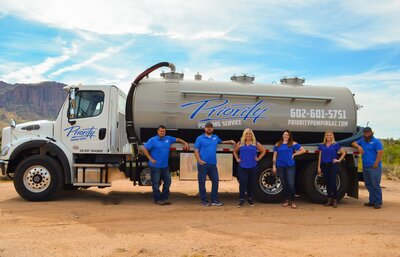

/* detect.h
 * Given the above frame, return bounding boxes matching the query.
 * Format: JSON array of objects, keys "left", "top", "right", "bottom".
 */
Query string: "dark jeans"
[
  {"left": 321, "top": 162, "right": 339, "bottom": 199},
  {"left": 277, "top": 166, "right": 296, "bottom": 201},
  {"left": 363, "top": 166, "right": 382, "bottom": 205},
  {"left": 197, "top": 164, "right": 219, "bottom": 202},
  {"left": 238, "top": 166, "right": 257, "bottom": 200},
  {"left": 149, "top": 166, "right": 171, "bottom": 202}
]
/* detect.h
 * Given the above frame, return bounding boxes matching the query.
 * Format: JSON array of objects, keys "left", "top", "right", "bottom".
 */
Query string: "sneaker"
[
  {"left": 364, "top": 202, "right": 374, "bottom": 207},
  {"left": 211, "top": 200, "right": 224, "bottom": 206},
  {"left": 238, "top": 200, "right": 245, "bottom": 208},
  {"left": 155, "top": 200, "right": 166, "bottom": 206},
  {"left": 248, "top": 199, "right": 255, "bottom": 206},
  {"left": 373, "top": 204, "right": 382, "bottom": 209},
  {"left": 201, "top": 200, "right": 211, "bottom": 207},
  {"left": 163, "top": 200, "right": 171, "bottom": 205}
]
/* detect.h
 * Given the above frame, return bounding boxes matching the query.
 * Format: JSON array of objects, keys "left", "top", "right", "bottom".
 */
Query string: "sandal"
[
  {"left": 282, "top": 200, "right": 289, "bottom": 207},
  {"left": 290, "top": 202, "right": 297, "bottom": 209}
]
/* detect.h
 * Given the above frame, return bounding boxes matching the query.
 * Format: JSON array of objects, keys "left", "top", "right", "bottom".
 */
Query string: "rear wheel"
[
  {"left": 254, "top": 160, "right": 286, "bottom": 203},
  {"left": 14, "top": 155, "right": 62, "bottom": 201},
  {"left": 301, "top": 161, "right": 349, "bottom": 203}
]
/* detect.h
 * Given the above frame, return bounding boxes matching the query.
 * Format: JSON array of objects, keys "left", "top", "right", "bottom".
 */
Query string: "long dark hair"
[{"left": 276, "top": 130, "right": 294, "bottom": 147}]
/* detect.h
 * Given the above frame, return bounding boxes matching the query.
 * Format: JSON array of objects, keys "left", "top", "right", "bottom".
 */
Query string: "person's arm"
[
  {"left": 256, "top": 142, "right": 266, "bottom": 161},
  {"left": 373, "top": 150, "right": 383, "bottom": 168},
  {"left": 272, "top": 150, "right": 277, "bottom": 174},
  {"left": 176, "top": 137, "right": 189, "bottom": 151},
  {"left": 233, "top": 142, "right": 241, "bottom": 162},
  {"left": 317, "top": 151, "right": 322, "bottom": 175},
  {"left": 351, "top": 141, "right": 364, "bottom": 154},
  {"left": 292, "top": 143, "right": 306, "bottom": 158},
  {"left": 333, "top": 148, "right": 346, "bottom": 163},
  {"left": 142, "top": 147, "right": 156, "bottom": 165},
  {"left": 221, "top": 139, "right": 236, "bottom": 145},
  {"left": 194, "top": 149, "right": 205, "bottom": 165}
]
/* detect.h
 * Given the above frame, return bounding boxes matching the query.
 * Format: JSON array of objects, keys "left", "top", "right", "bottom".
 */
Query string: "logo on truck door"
[
  {"left": 64, "top": 126, "right": 97, "bottom": 141},
  {"left": 180, "top": 98, "right": 270, "bottom": 127}
]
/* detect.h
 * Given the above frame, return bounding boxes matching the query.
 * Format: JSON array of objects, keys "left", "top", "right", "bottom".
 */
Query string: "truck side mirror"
[
  {"left": 10, "top": 119, "right": 16, "bottom": 130},
  {"left": 68, "top": 88, "right": 77, "bottom": 125}
]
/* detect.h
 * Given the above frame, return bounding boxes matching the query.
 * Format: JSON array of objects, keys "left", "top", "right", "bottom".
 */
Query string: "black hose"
[{"left": 125, "top": 62, "right": 174, "bottom": 144}]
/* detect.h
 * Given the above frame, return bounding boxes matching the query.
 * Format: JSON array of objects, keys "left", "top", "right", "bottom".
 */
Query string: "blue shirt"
[
  {"left": 318, "top": 143, "right": 341, "bottom": 163},
  {"left": 194, "top": 133, "right": 222, "bottom": 165},
  {"left": 144, "top": 135, "right": 176, "bottom": 168},
  {"left": 239, "top": 144, "right": 258, "bottom": 169},
  {"left": 273, "top": 143, "right": 301, "bottom": 167},
  {"left": 356, "top": 136, "right": 383, "bottom": 168}
]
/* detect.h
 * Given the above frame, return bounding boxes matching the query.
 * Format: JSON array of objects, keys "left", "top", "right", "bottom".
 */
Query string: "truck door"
[{"left": 61, "top": 88, "right": 110, "bottom": 154}]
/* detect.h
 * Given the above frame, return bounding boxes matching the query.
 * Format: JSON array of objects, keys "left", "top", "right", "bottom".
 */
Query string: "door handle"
[{"left": 99, "top": 128, "right": 106, "bottom": 140}]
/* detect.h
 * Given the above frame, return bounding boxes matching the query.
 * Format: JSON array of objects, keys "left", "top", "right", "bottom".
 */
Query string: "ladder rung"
[
  {"left": 73, "top": 164, "right": 106, "bottom": 168},
  {"left": 73, "top": 183, "right": 111, "bottom": 187}
]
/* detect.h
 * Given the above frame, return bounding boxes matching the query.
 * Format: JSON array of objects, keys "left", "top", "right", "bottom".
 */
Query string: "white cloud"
[
  {"left": 49, "top": 40, "right": 134, "bottom": 77},
  {"left": 1, "top": 43, "right": 78, "bottom": 83},
  {"left": 1, "top": 0, "right": 400, "bottom": 49}
]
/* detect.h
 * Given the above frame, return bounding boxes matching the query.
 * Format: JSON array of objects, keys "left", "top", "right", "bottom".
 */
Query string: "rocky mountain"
[{"left": 0, "top": 81, "right": 67, "bottom": 130}]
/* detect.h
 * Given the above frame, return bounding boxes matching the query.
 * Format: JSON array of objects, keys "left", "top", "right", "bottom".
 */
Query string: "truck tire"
[
  {"left": 14, "top": 155, "right": 63, "bottom": 201},
  {"left": 301, "top": 161, "right": 349, "bottom": 204},
  {"left": 254, "top": 160, "right": 286, "bottom": 203}
]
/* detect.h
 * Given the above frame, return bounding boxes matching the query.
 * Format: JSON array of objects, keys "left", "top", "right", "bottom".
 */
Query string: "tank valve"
[
  {"left": 195, "top": 72, "right": 202, "bottom": 81},
  {"left": 231, "top": 74, "right": 255, "bottom": 83}
]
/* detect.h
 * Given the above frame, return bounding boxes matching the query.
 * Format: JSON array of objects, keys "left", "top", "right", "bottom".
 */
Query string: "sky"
[{"left": 0, "top": 0, "right": 399, "bottom": 139}]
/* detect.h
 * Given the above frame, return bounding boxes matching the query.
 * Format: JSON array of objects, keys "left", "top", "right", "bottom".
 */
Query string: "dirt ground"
[{"left": 1, "top": 178, "right": 400, "bottom": 257}]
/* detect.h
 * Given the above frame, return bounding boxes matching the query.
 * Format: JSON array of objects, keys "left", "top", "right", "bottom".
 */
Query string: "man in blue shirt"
[
  {"left": 194, "top": 122, "right": 235, "bottom": 206},
  {"left": 352, "top": 127, "right": 384, "bottom": 209},
  {"left": 143, "top": 125, "right": 188, "bottom": 205}
]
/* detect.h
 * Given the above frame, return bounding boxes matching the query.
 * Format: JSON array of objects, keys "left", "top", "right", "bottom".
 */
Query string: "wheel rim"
[
  {"left": 258, "top": 168, "right": 283, "bottom": 194},
  {"left": 314, "top": 174, "right": 341, "bottom": 195},
  {"left": 140, "top": 168, "right": 152, "bottom": 186},
  {"left": 23, "top": 165, "right": 51, "bottom": 193}
]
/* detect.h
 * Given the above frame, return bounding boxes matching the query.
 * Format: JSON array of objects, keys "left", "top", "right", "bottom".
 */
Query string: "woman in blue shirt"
[
  {"left": 272, "top": 130, "right": 306, "bottom": 209},
  {"left": 233, "top": 128, "right": 266, "bottom": 208},
  {"left": 318, "top": 130, "right": 346, "bottom": 208}
]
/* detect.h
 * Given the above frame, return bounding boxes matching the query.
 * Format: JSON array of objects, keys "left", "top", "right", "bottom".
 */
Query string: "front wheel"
[
  {"left": 14, "top": 155, "right": 63, "bottom": 201},
  {"left": 254, "top": 160, "right": 286, "bottom": 203},
  {"left": 301, "top": 161, "right": 349, "bottom": 204}
]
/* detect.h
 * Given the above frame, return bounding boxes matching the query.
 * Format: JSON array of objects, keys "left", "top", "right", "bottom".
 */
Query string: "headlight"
[{"left": 1, "top": 145, "right": 10, "bottom": 156}]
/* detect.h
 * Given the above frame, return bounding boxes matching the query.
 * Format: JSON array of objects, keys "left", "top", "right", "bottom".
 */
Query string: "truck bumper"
[{"left": 0, "top": 160, "right": 7, "bottom": 177}]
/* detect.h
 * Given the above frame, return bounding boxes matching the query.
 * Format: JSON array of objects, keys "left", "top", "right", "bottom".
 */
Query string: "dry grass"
[{"left": 383, "top": 165, "right": 400, "bottom": 180}]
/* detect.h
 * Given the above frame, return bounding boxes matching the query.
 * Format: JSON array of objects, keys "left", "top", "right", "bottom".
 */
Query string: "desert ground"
[{"left": 1, "top": 177, "right": 400, "bottom": 257}]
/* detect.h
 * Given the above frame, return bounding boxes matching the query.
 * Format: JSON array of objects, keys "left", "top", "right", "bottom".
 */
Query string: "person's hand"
[
  {"left": 272, "top": 165, "right": 277, "bottom": 174},
  {"left": 373, "top": 163, "right": 379, "bottom": 169},
  {"left": 333, "top": 159, "right": 340, "bottom": 163},
  {"left": 358, "top": 147, "right": 364, "bottom": 154},
  {"left": 230, "top": 140, "right": 235, "bottom": 145},
  {"left": 236, "top": 158, "right": 241, "bottom": 163},
  {"left": 198, "top": 160, "right": 206, "bottom": 165},
  {"left": 292, "top": 153, "right": 296, "bottom": 159},
  {"left": 255, "top": 157, "right": 259, "bottom": 161},
  {"left": 150, "top": 158, "right": 157, "bottom": 165},
  {"left": 317, "top": 167, "right": 322, "bottom": 176},
  {"left": 183, "top": 143, "right": 189, "bottom": 151}
]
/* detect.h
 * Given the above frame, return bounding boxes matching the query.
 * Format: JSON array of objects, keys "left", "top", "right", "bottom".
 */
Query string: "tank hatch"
[
  {"left": 280, "top": 77, "right": 305, "bottom": 86},
  {"left": 231, "top": 74, "right": 255, "bottom": 83}
]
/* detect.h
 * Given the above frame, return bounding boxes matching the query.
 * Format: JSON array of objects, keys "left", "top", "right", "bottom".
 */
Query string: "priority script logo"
[
  {"left": 180, "top": 98, "right": 270, "bottom": 123},
  {"left": 64, "top": 126, "right": 97, "bottom": 141}
]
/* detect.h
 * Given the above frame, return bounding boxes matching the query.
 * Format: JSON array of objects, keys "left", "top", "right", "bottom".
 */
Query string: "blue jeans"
[
  {"left": 238, "top": 166, "right": 257, "bottom": 200},
  {"left": 197, "top": 164, "right": 219, "bottom": 202},
  {"left": 277, "top": 166, "right": 296, "bottom": 201},
  {"left": 149, "top": 167, "right": 171, "bottom": 202},
  {"left": 321, "top": 162, "right": 339, "bottom": 199},
  {"left": 363, "top": 166, "right": 382, "bottom": 205}
]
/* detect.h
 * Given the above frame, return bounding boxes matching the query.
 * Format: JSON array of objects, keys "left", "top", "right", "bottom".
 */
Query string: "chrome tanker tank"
[{"left": 131, "top": 73, "right": 357, "bottom": 144}]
